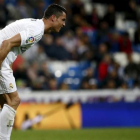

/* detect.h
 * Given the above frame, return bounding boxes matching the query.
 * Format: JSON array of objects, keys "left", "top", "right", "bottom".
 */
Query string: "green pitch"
[{"left": 11, "top": 128, "right": 140, "bottom": 140}]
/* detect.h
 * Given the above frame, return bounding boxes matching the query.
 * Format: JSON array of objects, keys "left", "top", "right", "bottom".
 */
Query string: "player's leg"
[
  {"left": 0, "top": 91, "right": 20, "bottom": 140},
  {"left": 3, "top": 91, "right": 20, "bottom": 110},
  {"left": 0, "top": 64, "right": 20, "bottom": 139}
]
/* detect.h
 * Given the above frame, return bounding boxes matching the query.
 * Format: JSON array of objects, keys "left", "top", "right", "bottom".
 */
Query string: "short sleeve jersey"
[{"left": 0, "top": 18, "right": 44, "bottom": 70}]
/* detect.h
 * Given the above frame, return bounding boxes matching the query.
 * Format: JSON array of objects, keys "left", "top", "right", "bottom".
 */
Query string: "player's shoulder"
[
  {"left": 18, "top": 18, "right": 44, "bottom": 29},
  {"left": 30, "top": 19, "right": 44, "bottom": 27},
  {"left": 27, "top": 19, "right": 44, "bottom": 35},
  {"left": 18, "top": 18, "right": 44, "bottom": 36}
]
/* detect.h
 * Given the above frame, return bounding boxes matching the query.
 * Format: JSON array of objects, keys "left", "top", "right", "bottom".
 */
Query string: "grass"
[{"left": 11, "top": 128, "right": 140, "bottom": 140}]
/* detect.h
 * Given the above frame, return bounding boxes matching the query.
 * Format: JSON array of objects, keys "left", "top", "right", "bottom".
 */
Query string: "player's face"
[{"left": 53, "top": 12, "right": 66, "bottom": 32}]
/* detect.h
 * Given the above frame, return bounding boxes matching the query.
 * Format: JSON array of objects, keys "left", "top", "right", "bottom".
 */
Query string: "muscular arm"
[{"left": 0, "top": 34, "right": 21, "bottom": 68}]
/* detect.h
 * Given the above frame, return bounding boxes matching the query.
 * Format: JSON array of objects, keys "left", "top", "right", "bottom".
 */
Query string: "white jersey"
[{"left": 0, "top": 18, "right": 44, "bottom": 70}]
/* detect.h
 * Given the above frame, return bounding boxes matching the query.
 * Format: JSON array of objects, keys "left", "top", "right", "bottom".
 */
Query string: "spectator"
[
  {"left": 71, "top": 14, "right": 83, "bottom": 31},
  {"left": 118, "top": 32, "right": 132, "bottom": 54},
  {"left": 90, "top": 7, "right": 99, "bottom": 29},
  {"left": 102, "top": 68, "right": 122, "bottom": 89},
  {"left": 120, "top": 82, "right": 128, "bottom": 89},
  {"left": 70, "top": 0, "right": 84, "bottom": 16},
  {"left": 15, "top": 0, "right": 34, "bottom": 19},
  {"left": 80, "top": 80, "right": 90, "bottom": 89},
  {"left": 24, "top": 44, "right": 48, "bottom": 63},
  {"left": 98, "top": 54, "right": 111, "bottom": 81},
  {"left": 38, "top": 62, "right": 54, "bottom": 90},
  {"left": 38, "top": 62, "right": 54, "bottom": 82},
  {"left": 48, "top": 78, "right": 57, "bottom": 90},
  {"left": 124, "top": 54, "right": 139, "bottom": 79},
  {"left": 80, "top": 68, "right": 98, "bottom": 89},
  {"left": 34, "top": 0, "right": 45, "bottom": 19},
  {"left": 134, "top": 19, "right": 140, "bottom": 45},
  {"left": 105, "top": 79, "right": 116, "bottom": 89},
  {"left": 81, "top": 68, "right": 94, "bottom": 81},
  {"left": 97, "top": 20, "right": 109, "bottom": 44},
  {"left": 125, "top": 0, "right": 138, "bottom": 21},
  {"left": 14, "top": 63, "right": 29, "bottom": 87},
  {"left": 41, "top": 34, "right": 56, "bottom": 59},
  {"left": 31, "top": 79, "right": 44, "bottom": 90},
  {"left": 59, "top": 82, "right": 69, "bottom": 90},
  {"left": 34, "top": 45, "right": 49, "bottom": 64},
  {"left": 108, "top": 31, "right": 120, "bottom": 53},
  {"left": 80, "top": 6, "right": 92, "bottom": 26},
  {"left": 61, "top": 30, "right": 78, "bottom": 58},
  {"left": 103, "top": 4, "right": 116, "bottom": 28},
  {"left": 54, "top": 37, "right": 71, "bottom": 60},
  {"left": 75, "top": 27, "right": 84, "bottom": 39},
  {"left": 89, "top": 79, "right": 98, "bottom": 89},
  {"left": 27, "top": 60, "right": 46, "bottom": 90},
  {"left": 82, "top": 50, "right": 94, "bottom": 61},
  {"left": 27, "top": 61, "right": 39, "bottom": 87},
  {"left": 133, "top": 79, "right": 140, "bottom": 89},
  {"left": 77, "top": 38, "right": 89, "bottom": 60},
  {"left": 95, "top": 42, "right": 109, "bottom": 64},
  {"left": 0, "top": 0, "right": 9, "bottom": 28}
]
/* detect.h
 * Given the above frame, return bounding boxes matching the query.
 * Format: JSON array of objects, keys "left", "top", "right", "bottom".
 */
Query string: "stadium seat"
[
  {"left": 132, "top": 52, "right": 140, "bottom": 64},
  {"left": 113, "top": 53, "right": 128, "bottom": 67}
]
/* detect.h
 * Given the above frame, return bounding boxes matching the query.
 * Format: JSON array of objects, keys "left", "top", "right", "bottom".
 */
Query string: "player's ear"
[{"left": 50, "top": 15, "right": 56, "bottom": 22}]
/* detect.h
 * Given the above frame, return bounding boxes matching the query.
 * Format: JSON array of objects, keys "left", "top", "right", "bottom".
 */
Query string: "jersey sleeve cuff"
[{"left": 19, "top": 31, "right": 26, "bottom": 46}]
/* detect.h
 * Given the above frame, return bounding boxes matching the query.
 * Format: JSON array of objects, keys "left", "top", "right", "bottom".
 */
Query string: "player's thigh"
[
  {"left": 3, "top": 91, "right": 20, "bottom": 104},
  {"left": 0, "top": 91, "right": 20, "bottom": 110},
  {"left": 0, "top": 69, "right": 19, "bottom": 109},
  {"left": 3, "top": 91, "right": 20, "bottom": 110},
  {"left": 0, "top": 69, "right": 17, "bottom": 96}
]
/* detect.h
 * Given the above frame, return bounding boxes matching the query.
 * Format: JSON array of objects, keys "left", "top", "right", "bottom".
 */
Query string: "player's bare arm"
[{"left": 0, "top": 34, "right": 21, "bottom": 68}]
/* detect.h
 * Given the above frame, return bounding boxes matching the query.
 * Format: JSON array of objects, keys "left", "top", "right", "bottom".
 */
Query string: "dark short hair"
[{"left": 43, "top": 4, "right": 67, "bottom": 19}]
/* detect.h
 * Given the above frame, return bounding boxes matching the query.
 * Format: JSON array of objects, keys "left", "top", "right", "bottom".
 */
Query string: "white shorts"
[{"left": 0, "top": 69, "right": 17, "bottom": 94}]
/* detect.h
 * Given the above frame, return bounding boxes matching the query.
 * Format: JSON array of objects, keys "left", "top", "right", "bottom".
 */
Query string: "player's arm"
[{"left": 0, "top": 34, "right": 21, "bottom": 67}]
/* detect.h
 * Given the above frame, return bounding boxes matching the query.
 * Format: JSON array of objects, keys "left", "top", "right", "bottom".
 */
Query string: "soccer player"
[{"left": 0, "top": 3, "right": 66, "bottom": 139}]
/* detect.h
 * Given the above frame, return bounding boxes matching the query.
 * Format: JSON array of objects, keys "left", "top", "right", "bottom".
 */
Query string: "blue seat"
[{"left": 132, "top": 44, "right": 140, "bottom": 53}]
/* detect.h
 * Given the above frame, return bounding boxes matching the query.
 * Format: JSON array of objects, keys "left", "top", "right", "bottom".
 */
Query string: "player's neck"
[{"left": 42, "top": 18, "right": 54, "bottom": 34}]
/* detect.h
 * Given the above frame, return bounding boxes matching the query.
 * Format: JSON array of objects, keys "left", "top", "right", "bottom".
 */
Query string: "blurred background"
[{"left": 1, "top": 0, "right": 140, "bottom": 131}]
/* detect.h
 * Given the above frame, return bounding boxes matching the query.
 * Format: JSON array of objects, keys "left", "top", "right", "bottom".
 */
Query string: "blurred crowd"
[{"left": 1, "top": 0, "right": 140, "bottom": 90}]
